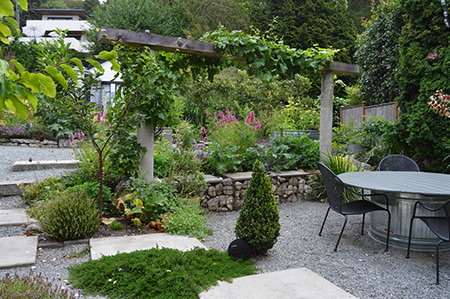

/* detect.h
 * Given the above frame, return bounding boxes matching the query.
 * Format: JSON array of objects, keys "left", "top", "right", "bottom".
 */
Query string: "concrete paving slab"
[
  {"left": 0, "top": 209, "right": 37, "bottom": 226},
  {"left": 12, "top": 160, "right": 79, "bottom": 171},
  {"left": 90, "top": 233, "right": 207, "bottom": 260},
  {"left": 223, "top": 172, "right": 253, "bottom": 181},
  {"left": 0, "top": 236, "right": 38, "bottom": 268},
  {"left": 205, "top": 175, "right": 223, "bottom": 184},
  {"left": 269, "top": 170, "right": 310, "bottom": 177},
  {"left": 199, "top": 268, "right": 357, "bottom": 299},
  {"left": 0, "top": 179, "right": 34, "bottom": 196}
]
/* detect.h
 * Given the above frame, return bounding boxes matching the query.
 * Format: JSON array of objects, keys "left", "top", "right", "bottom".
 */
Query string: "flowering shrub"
[
  {"left": 429, "top": 90, "right": 450, "bottom": 118},
  {"left": 0, "top": 112, "right": 28, "bottom": 127},
  {"left": 0, "top": 271, "right": 79, "bottom": 298},
  {"left": 202, "top": 109, "right": 262, "bottom": 154},
  {"left": 0, "top": 125, "right": 26, "bottom": 137}
]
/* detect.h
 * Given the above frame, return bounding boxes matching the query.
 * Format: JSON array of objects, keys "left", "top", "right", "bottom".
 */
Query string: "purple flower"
[
  {"left": 68, "top": 135, "right": 74, "bottom": 143},
  {"left": 201, "top": 126, "right": 207, "bottom": 135}
]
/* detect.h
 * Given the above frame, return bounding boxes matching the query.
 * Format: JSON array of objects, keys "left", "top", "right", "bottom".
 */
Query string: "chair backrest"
[
  {"left": 317, "top": 162, "right": 345, "bottom": 213},
  {"left": 441, "top": 200, "right": 450, "bottom": 240},
  {"left": 378, "top": 154, "right": 420, "bottom": 172}
]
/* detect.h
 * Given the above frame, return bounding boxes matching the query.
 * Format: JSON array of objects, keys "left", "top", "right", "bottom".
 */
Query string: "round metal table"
[{"left": 338, "top": 171, "right": 450, "bottom": 252}]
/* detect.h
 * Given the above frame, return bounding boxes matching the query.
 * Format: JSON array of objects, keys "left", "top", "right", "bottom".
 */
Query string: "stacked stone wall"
[
  {"left": 201, "top": 171, "right": 314, "bottom": 212},
  {"left": 0, "top": 138, "right": 76, "bottom": 148}
]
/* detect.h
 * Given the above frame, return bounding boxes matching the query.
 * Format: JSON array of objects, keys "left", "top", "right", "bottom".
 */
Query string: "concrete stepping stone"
[
  {"left": 12, "top": 160, "right": 79, "bottom": 171},
  {"left": 269, "top": 170, "right": 310, "bottom": 177},
  {"left": 0, "top": 236, "right": 38, "bottom": 269},
  {"left": 199, "top": 268, "right": 357, "bottom": 299},
  {"left": 0, "top": 180, "right": 34, "bottom": 196},
  {"left": 223, "top": 172, "right": 253, "bottom": 181},
  {"left": 0, "top": 209, "right": 37, "bottom": 226},
  {"left": 90, "top": 233, "right": 207, "bottom": 260}
]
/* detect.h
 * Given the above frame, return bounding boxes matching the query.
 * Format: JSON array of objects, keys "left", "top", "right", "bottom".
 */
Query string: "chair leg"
[
  {"left": 319, "top": 207, "right": 331, "bottom": 236},
  {"left": 406, "top": 218, "right": 415, "bottom": 259},
  {"left": 385, "top": 209, "right": 391, "bottom": 252},
  {"left": 436, "top": 240, "right": 443, "bottom": 285},
  {"left": 361, "top": 213, "right": 365, "bottom": 235},
  {"left": 334, "top": 216, "right": 348, "bottom": 252}
]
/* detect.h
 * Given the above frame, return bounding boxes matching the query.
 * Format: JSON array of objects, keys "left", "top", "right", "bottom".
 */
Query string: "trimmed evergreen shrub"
[
  {"left": 235, "top": 160, "right": 280, "bottom": 255},
  {"left": 39, "top": 190, "right": 99, "bottom": 241}
]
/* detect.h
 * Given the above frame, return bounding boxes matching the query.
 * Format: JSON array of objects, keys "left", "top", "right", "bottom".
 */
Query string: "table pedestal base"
[{"left": 369, "top": 192, "right": 450, "bottom": 252}]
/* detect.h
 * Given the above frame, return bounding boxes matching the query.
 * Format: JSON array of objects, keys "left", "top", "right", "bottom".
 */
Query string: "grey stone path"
[
  {"left": 0, "top": 208, "right": 36, "bottom": 226},
  {"left": 0, "top": 236, "right": 38, "bottom": 268},
  {"left": 199, "top": 268, "right": 356, "bottom": 299}
]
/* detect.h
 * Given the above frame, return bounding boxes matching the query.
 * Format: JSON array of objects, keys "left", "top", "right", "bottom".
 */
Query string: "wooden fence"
[{"left": 340, "top": 101, "right": 398, "bottom": 126}]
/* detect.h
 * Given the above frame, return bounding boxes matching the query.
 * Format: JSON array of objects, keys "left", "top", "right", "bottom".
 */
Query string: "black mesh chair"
[
  {"left": 378, "top": 154, "right": 420, "bottom": 171},
  {"left": 318, "top": 162, "right": 391, "bottom": 252},
  {"left": 406, "top": 199, "right": 450, "bottom": 284}
]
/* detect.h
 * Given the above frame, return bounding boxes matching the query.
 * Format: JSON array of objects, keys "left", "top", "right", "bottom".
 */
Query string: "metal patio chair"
[
  {"left": 406, "top": 199, "right": 450, "bottom": 284},
  {"left": 318, "top": 162, "right": 391, "bottom": 252},
  {"left": 378, "top": 154, "right": 420, "bottom": 172}
]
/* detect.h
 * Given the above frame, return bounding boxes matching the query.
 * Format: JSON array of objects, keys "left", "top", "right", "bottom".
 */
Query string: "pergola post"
[
  {"left": 319, "top": 72, "right": 334, "bottom": 160},
  {"left": 137, "top": 123, "right": 154, "bottom": 181},
  {"left": 319, "top": 62, "right": 359, "bottom": 161}
]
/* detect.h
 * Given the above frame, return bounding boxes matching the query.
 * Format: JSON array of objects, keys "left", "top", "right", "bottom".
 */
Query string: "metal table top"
[{"left": 337, "top": 171, "right": 450, "bottom": 196}]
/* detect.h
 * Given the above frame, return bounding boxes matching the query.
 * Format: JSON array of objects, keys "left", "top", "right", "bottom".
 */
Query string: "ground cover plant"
[
  {"left": 0, "top": 271, "right": 79, "bottom": 298},
  {"left": 69, "top": 247, "right": 256, "bottom": 299}
]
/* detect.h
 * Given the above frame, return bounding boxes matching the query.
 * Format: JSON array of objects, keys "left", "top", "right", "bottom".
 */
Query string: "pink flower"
[
  {"left": 201, "top": 126, "right": 207, "bottom": 135},
  {"left": 206, "top": 109, "right": 210, "bottom": 118},
  {"left": 68, "top": 135, "right": 74, "bottom": 143}
]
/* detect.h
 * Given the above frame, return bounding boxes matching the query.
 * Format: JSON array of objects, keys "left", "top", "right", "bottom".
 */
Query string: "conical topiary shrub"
[{"left": 235, "top": 160, "right": 280, "bottom": 255}]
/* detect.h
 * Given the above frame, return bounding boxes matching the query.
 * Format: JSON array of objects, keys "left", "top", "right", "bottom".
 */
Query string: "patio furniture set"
[{"left": 318, "top": 154, "right": 450, "bottom": 284}]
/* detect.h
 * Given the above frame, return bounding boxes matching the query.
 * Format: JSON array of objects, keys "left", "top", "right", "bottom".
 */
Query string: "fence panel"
[{"left": 341, "top": 102, "right": 398, "bottom": 126}]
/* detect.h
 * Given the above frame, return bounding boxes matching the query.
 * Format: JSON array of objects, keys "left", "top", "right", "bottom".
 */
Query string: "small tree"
[{"left": 235, "top": 159, "right": 280, "bottom": 255}]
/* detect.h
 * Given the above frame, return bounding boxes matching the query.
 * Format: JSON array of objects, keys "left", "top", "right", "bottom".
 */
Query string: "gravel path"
[{"left": 0, "top": 145, "right": 74, "bottom": 181}]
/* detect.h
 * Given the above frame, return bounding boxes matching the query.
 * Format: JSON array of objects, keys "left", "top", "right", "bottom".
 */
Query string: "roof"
[{"left": 34, "top": 9, "right": 90, "bottom": 19}]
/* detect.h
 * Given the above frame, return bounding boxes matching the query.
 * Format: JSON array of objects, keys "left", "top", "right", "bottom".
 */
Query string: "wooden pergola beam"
[{"left": 98, "top": 27, "right": 246, "bottom": 61}]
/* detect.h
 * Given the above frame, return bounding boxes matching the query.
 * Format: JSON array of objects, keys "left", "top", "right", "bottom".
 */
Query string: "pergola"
[{"left": 98, "top": 28, "right": 359, "bottom": 180}]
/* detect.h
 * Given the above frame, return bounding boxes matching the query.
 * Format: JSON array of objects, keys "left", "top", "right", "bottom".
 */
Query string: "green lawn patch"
[{"left": 69, "top": 247, "right": 256, "bottom": 299}]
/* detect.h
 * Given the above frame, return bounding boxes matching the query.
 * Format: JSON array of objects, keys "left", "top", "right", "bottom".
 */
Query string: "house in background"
[
  {"left": 20, "top": 9, "right": 92, "bottom": 53},
  {"left": 87, "top": 61, "right": 122, "bottom": 109}
]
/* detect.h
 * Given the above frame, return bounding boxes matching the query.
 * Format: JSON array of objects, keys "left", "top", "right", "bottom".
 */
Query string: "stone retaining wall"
[
  {"left": 0, "top": 138, "right": 75, "bottom": 148},
  {"left": 201, "top": 171, "right": 314, "bottom": 212}
]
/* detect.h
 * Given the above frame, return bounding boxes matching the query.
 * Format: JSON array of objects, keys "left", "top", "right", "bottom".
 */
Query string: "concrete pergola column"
[
  {"left": 319, "top": 62, "right": 359, "bottom": 161},
  {"left": 137, "top": 123, "right": 154, "bottom": 181}
]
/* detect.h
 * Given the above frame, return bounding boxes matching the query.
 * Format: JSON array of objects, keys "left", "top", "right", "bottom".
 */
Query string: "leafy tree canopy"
[
  {"left": 86, "top": 0, "right": 250, "bottom": 54},
  {"left": 248, "top": 0, "right": 358, "bottom": 63}
]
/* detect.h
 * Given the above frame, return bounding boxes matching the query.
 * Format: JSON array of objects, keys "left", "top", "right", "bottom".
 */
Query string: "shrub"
[
  {"left": 162, "top": 201, "right": 211, "bottom": 241},
  {"left": 203, "top": 143, "right": 242, "bottom": 175},
  {"left": 22, "top": 177, "right": 66, "bottom": 204},
  {"left": 66, "top": 181, "right": 113, "bottom": 213},
  {"left": 311, "top": 153, "right": 363, "bottom": 202},
  {"left": 0, "top": 271, "right": 78, "bottom": 299},
  {"left": 111, "top": 221, "right": 124, "bottom": 230},
  {"left": 153, "top": 135, "right": 174, "bottom": 178},
  {"left": 69, "top": 247, "right": 255, "bottom": 299},
  {"left": 39, "top": 190, "right": 99, "bottom": 241},
  {"left": 114, "top": 179, "right": 179, "bottom": 224},
  {"left": 166, "top": 149, "right": 208, "bottom": 198},
  {"left": 235, "top": 160, "right": 280, "bottom": 255},
  {"left": 265, "top": 135, "right": 320, "bottom": 172}
]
